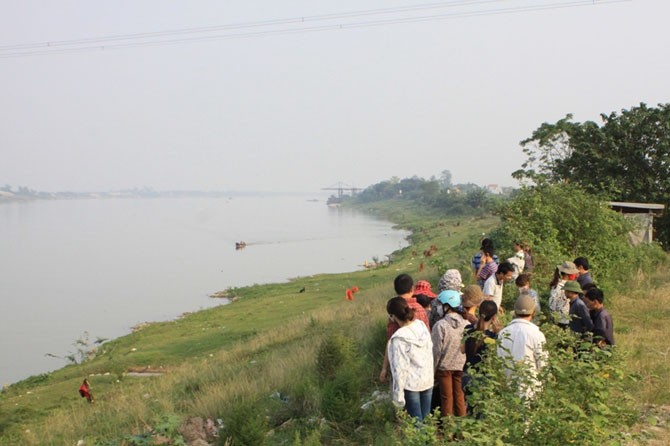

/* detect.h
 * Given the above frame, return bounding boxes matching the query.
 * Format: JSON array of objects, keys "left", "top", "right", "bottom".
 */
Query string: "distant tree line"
[{"left": 350, "top": 170, "right": 509, "bottom": 215}]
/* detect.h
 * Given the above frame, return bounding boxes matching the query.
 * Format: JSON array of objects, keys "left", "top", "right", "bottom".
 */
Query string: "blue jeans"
[{"left": 404, "top": 387, "right": 433, "bottom": 421}]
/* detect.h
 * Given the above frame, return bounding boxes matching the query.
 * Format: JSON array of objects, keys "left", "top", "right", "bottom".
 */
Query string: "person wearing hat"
[
  {"left": 564, "top": 280, "right": 594, "bottom": 335},
  {"left": 497, "top": 294, "right": 548, "bottom": 400},
  {"left": 413, "top": 280, "right": 437, "bottom": 301},
  {"left": 430, "top": 269, "right": 463, "bottom": 327},
  {"left": 549, "top": 261, "right": 579, "bottom": 328},
  {"left": 431, "top": 290, "right": 468, "bottom": 417},
  {"left": 461, "top": 285, "right": 484, "bottom": 325}
]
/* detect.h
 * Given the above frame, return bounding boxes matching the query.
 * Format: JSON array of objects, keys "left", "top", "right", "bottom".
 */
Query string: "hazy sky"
[{"left": 1, "top": 0, "right": 668, "bottom": 193}]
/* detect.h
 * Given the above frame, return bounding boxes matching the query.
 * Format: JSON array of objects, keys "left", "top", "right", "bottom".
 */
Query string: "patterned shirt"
[{"left": 387, "top": 297, "right": 430, "bottom": 339}]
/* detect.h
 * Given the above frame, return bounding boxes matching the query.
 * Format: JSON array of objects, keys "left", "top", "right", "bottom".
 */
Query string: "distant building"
[{"left": 485, "top": 184, "right": 504, "bottom": 195}]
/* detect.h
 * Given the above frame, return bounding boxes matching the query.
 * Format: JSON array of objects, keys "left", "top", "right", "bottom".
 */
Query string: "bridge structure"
[{"left": 321, "top": 182, "right": 361, "bottom": 198}]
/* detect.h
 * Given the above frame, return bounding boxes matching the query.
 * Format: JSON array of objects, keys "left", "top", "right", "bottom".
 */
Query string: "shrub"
[
  {"left": 219, "top": 400, "right": 269, "bottom": 446},
  {"left": 398, "top": 324, "right": 635, "bottom": 445},
  {"left": 491, "top": 183, "right": 640, "bottom": 279},
  {"left": 316, "top": 333, "right": 366, "bottom": 426},
  {"left": 315, "top": 333, "right": 355, "bottom": 382}
]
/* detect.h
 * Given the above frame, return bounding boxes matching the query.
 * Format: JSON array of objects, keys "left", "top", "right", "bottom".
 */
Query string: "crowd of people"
[{"left": 381, "top": 238, "right": 614, "bottom": 421}]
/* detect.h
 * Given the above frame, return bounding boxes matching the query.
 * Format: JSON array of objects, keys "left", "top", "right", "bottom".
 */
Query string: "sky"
[{"left": 1, "top": 0, "right": 668, "bottom": 193}]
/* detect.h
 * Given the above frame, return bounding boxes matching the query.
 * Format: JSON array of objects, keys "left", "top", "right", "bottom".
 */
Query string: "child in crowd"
[
  {"left": 432, "top": 290, "right": 468, "bottom": 417},
  {"left": 583, "top": 288, "right": 615, "bottom": 347},
  {"left": 516, "top": 273, "right": 541, "bottom": 324},
  {"left": 386, "top": 297, "right": 434, "bottom": 421}
]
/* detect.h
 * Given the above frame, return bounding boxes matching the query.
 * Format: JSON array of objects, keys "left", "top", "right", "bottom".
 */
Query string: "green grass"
[
  {"left": 2, "top": 199, "right": 669, "bottom": 444},
  {"left": 0, "top": 202, "right": 497, "bottom": 444}
]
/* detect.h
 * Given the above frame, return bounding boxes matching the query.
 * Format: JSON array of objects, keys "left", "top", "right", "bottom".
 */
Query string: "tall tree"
[
  {"left": 514, "top": 103, "right": 670, "bottom": 246},
  {"left": 514, "top": 103, "right": 670, "bottom": 201}
]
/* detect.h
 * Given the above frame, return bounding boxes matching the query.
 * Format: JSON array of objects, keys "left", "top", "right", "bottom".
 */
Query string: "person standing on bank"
[
  {"left": 380, "top": 274, "right": 430, "bottom": 383},
  {"left": 564, "top": 280, "right": 594, "bottom": 336},
  {"left": 483, "top": 261, "right": 515, "bottom": 313},
  {"left": 432, "top": 290, "right": 468, "bottom": 417},
  {"left": 583, "top": 288, "right": 615, "bottom": 347},
  {"left": 386, "top": 297, "right": 434, "bottom": 421},
  {"left": 497, "top": 294, "right": 548, "bottom": 400},
  {"left": 574, "top": 257, "right": 594, "bottom": 288},
  {"left": 549, "top": 261, "right": 579, "bottom": 328}
]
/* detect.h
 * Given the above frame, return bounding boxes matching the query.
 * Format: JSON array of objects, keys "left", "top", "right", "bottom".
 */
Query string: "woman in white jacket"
[{"left": 387, "top": 296, "right": 434, "bottom": 420}]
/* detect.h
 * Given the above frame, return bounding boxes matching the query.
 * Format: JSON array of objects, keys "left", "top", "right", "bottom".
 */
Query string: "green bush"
[
  {"left": 315, "top": 333, "right": 355, "bottom": 383},
  {"left": 316, "top": 333, "right": 366, "bottom": 426},
  {"left": 398, "top": 325, "right": 635, "bottom": 445},
  {"left": 491, "top": 183, "right": 652, "bottom": 280},
  {"left": 219, "top": 400, "right": 269, "bottom": 446}
]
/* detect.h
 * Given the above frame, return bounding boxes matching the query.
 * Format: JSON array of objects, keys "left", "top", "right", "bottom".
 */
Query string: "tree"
[
  {"left": 439, "top": 170, "right": 453, "bottom": 189},
  {"left": 514, "top": 103, "right": 670, "bottom": 247},
  {"left": 514, "top": 103, "right": 670, "bottom": 199}
]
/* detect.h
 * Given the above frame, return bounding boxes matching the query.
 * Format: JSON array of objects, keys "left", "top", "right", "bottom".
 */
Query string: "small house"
[{"left": 608, "top": 202, "right": 665, "bottom": 244}]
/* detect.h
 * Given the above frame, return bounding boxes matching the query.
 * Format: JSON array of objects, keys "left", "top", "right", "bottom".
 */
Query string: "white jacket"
[
  {"left": 497, "top": 318, "right": 547, "bottom": 399},
  {"left": 388, "top": 319, "right": 434, "bottom": 407}
]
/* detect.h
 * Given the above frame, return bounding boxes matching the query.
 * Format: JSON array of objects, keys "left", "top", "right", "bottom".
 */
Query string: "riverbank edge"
[
  {"left": 0, "top": 196, "right": 407, "bottom": 386},
  {"left": 2, "top": 198, "right": 669, "bottom": 444},
  {"left": 0, "top": 202, "right": 495, "bottom": 436},
  {"left": 0, "top": 201, "right": 498, "bottom": 442},
  {"left": 0, "top": 201, "right": 474, "bottom": 377}
]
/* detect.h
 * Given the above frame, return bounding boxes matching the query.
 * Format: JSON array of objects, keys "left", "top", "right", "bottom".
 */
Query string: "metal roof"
[{"left": 608, "top": 202, "right": 665, "bottom": 213}]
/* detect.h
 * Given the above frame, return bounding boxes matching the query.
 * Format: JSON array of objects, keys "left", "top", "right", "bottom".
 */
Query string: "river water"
[{"left": 0, "top": 195, "right": 409, "bottom": 385}]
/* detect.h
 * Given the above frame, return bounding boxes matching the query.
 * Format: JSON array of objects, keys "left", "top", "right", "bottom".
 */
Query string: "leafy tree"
[
  {"left": 513, "top": 103, "right": 670, "bottom": 247},
  {"left": 464, "top": 186, "right": 490, "bottom": 209},
  {"left": 439, "top": 169, "right": 452, "bottom": 189}
]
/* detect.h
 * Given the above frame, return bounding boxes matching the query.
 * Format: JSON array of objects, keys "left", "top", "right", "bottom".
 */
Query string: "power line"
[
  {"left": 0, "top": 0, "right": 629, "bottom": 59},
  {"left": 0, "top": 0, "right": 505, "bottom": 52}
]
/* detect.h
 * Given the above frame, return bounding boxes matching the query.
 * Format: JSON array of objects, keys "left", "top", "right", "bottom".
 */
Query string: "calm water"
[{"left": 0, "top": 195, "right": 409, "bottom": 385}]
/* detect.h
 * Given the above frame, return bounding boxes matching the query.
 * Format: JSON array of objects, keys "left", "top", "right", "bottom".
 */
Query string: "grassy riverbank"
[
  {"left": 1, "top": 199, "right": 669, "bottom": 445},
  {"left": 0, "top": 201, "right": 492, "bottom": 444}
]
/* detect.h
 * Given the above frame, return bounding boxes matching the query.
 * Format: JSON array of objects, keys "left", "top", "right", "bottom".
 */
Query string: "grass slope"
[
  {"left": 1, "top": 199, "right": 669, "bottom": 444},
  {"left": 0, "top": 201, "right": 495, "bottom": 444}
]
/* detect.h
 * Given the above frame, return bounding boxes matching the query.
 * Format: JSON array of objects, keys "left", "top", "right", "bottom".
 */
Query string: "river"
[{"left": 0, "top": 195, "right": 409, "bottom": 385}]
